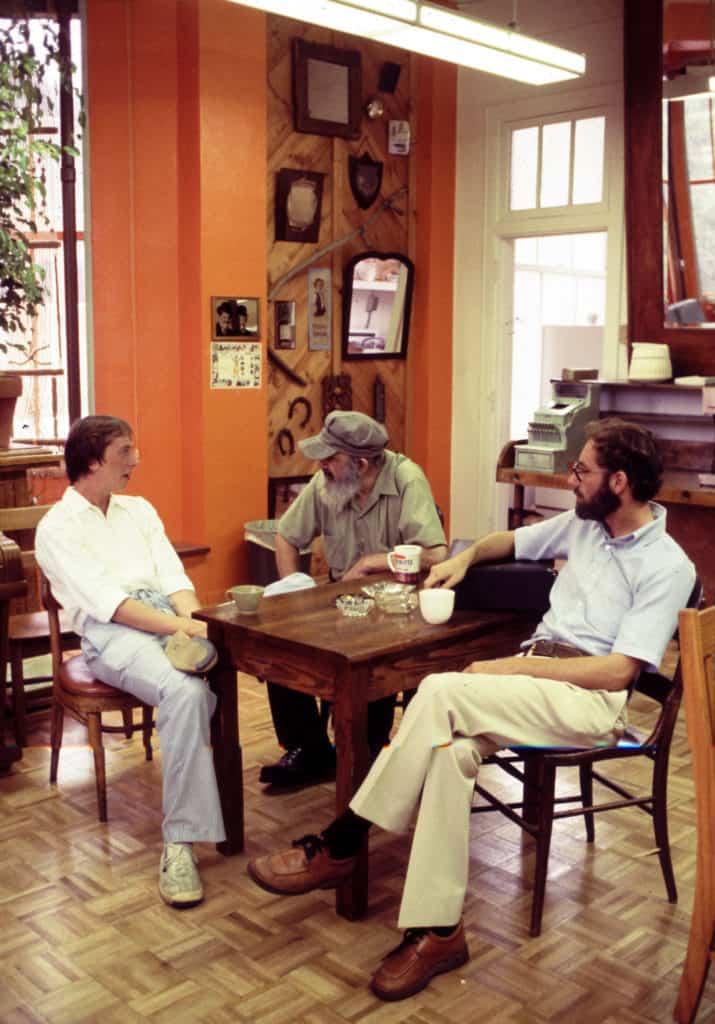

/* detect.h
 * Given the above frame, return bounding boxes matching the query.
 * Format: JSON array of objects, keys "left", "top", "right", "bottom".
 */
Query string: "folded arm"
[
  {"left": 464, "top": 650, "right": 642, "bottom": 692},
  {"left": 112, "top": 590, "right": 207, "bottom": 638}
]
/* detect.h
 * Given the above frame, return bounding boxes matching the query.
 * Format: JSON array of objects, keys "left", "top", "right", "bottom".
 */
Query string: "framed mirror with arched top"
[{"left": 341, "top": 251, "right": 414, "bottom": 360}]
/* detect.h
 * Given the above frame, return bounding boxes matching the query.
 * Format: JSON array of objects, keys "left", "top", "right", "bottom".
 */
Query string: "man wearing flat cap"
[{"left": 260, "top": 410, "right": 448, "bottom": 788}]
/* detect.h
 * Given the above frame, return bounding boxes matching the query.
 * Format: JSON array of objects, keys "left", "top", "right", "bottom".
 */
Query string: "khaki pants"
[{"left": 350, "top": 670, "right": 628, "bottom": 929}]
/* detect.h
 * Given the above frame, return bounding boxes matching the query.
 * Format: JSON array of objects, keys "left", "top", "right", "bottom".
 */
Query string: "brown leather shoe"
[
  {"left": 370, "top": 921, "right": 469, "bottom": 1001},
  {"left": 247, "top": 834, "right": 356, "bottom": 895}
]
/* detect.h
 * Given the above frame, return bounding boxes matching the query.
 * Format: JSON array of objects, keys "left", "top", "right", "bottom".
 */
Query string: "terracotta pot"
[{"left": 0, "top": 374, "right": 23, "bottom": 449}]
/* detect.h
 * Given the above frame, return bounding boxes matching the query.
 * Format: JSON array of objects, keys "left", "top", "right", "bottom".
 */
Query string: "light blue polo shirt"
[{"left": 514, "top": 504, "right": 695, "bottom": 671}]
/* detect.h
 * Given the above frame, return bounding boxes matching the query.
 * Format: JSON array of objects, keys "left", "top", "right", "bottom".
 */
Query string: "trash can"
[{"left": 244, "top": 519, "right": 313, "bottom": 586}]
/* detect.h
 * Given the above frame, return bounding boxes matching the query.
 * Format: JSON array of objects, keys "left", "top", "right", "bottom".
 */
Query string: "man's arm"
[
  {"left": 424, "top": 530, "right": 516, "bottom": 589},
  {"left": 112, "top": 594, "right": 207, "bottom": 637},
  {"left": 276, "top": 532, "right": 302, "bottom": 577},
  {"left": 342, "top": 543, "right": 448, "bottom": 581},
  {"left": 465, "top": 651, "right": 642, "bottom": 691}
]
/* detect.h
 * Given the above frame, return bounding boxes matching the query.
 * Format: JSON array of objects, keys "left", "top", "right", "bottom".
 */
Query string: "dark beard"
[
  {"left": 575, "top": 478, "right": 620, "bottom": 522},
  {"left": 321, "top": 461, "right": 361, "bottom": 512}
]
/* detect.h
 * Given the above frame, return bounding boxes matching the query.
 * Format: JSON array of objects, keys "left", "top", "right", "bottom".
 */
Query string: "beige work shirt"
[{"left": 278, "top": 450, "right": 446, "bottom": 579}]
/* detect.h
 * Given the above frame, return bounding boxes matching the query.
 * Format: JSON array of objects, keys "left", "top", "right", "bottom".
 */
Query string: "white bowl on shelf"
[{"left": 628, "top": 342, "right": 672, "bottom": 382}]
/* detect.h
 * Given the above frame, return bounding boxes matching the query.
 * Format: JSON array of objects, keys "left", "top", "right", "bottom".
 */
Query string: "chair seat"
[
  {"left": 10, "top": 608, "right": 74, "bottom": 642},
  {"left": 59, "top": 652, "right": 130, "bottom": 700}
]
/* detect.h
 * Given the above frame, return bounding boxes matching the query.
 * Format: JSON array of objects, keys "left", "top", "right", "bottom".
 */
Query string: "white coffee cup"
[
  {"left": 418, "top": 587, "right": 455, "bottom": 625},
  {"left": 387, "top": 543, "right": 421, "bottom": 583}
]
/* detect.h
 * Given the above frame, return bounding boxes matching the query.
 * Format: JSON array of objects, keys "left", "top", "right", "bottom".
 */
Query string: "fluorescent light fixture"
[
  {"left": 663, "top": 64, "right": 715, "bottom": 102},
  {"left": 226, "top": 0, "right": 586, "bottom": 85}
]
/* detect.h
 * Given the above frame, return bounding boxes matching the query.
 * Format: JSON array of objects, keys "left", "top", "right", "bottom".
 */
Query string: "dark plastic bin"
[{"left": 244, "top": 519, "right": 312, "bottom": 586}]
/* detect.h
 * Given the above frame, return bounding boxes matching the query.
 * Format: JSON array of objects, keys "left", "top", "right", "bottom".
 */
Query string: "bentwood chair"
[
  {"left": 674, "top": 604, "right": 715, "bottom": 1024},
  {"left": 42, "top": 573, "right": 154, "bottom": 822},
  {"left": 470, "top": 577, "right": 703, "bottom": 937}
]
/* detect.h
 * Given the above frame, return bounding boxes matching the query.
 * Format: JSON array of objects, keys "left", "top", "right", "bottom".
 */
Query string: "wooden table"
[{"left": 196, "top": 576, "right": 539, "bottom": 920}]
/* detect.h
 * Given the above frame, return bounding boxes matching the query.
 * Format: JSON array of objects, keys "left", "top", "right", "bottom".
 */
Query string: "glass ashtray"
[
  {"left": 362, "top": 581, "right": 416, "bottom": 598},
  {"left": 335, "top": 594, "right": 375, "bottom": 618},
  {"left": 362, "top": 582, "right": 418, "bottom": 615}
]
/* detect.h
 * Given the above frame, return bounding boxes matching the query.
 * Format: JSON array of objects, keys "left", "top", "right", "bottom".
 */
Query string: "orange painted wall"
[
  {"left": 85, "top": 1, "right": 453, "bottom": 598},
  {"left": 409, "top": 58, "right": 457, "bottom": 535}
]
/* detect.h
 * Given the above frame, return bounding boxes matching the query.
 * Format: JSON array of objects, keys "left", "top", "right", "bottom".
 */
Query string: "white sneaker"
[{"left": 159, "top": 843, "right": 204, "bottom": 907}]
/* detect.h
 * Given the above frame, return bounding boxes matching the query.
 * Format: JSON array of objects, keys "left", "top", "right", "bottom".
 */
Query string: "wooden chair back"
[{"left": 674, "top": 604, "right": 715, "bottom": 1023}]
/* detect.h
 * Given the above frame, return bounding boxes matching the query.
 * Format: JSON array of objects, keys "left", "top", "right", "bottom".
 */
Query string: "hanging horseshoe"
[
  {"left": 288, "top": 396, "right": 312, "bottom": 428},
  {"left": 277, "top": 428, "right": 295, "bottom": 456}
]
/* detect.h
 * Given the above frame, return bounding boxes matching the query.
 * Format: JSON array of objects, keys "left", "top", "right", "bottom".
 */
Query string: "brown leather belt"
[{"left": 525, "top": 639, "right": 588, "bottom": 659}]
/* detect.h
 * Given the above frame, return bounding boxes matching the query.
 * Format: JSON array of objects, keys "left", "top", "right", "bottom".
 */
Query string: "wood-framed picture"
[
  {"left": 268, "top": 475, "right": 312, "bottom": 519},
  {"left": 212, "top": 296, "right": 260, "bottom": 339},
  {"left": 292, "top": 38, "right": 361, "bottom": 140}
]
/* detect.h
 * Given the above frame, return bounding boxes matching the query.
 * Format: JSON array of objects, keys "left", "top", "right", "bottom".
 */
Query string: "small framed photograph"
[
  {"left": 308, "top": 267, "right": 331, "bottom": 351},
  {"left": 292, "top": 38, "right": 361, "bottom": 140},
  {"left": 274, "top": 300, "right": 296, "bottom": 350},
  {"left": 275, "top": 169, "right": 325, "bottom": 244},
  {"left": 212, "top": 296, "right": 260, "bottom": 339},
  {"left": 268, "top": 475, "right": 312, "bottom": 519}
]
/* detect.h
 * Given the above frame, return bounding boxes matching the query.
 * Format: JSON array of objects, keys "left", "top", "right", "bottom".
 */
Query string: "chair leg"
[
  {"left": 9, "top": 643, "right": 27, "bottom": 748},
  {"left": 87, "top": 712, "right": 108, "bottom": 823},
  {"left": 142, "top": 705, "right": 153, "bottom": 761},
  {"left": 121, "top": 708, "right": 133, "bottom": 739},
  {"left": 579, "top": 763, "right": 595, "bottom": 842},
  {"left": 652, "top": 755, "right": 677, "bottom": 902},
  {"left": 49, "top": 697, "right": 65, "bottom": 783},
  {"left": 530, "top": 761, "right": 556, "bottom": 937}
]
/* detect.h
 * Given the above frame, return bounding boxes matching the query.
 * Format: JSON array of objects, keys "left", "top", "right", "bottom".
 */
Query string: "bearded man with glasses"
[{"left": 247, "top": 417, "right": 696, "bottom": 1003}]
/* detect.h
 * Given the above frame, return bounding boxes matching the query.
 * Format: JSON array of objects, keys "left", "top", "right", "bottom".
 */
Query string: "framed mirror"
[
  {"left": 624, "top": 0, "right": 715, "bottom": 374},
  {"left": 341, "top": 251, "right": 414, "bottom": 361}
]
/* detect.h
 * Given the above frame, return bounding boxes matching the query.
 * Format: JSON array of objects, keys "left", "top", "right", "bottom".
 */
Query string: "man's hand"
[
  {"left": 464, "top": 657, "right": 523, "bottom": 675},
  {"left": 342, "top": 554, "right": 388, "bottom": 580},
  {"left": 424, "top": 549, "right": 471, "bottom": 589},
  {"left": 174, "top": 616, "right": 208, "bottom": 639}
]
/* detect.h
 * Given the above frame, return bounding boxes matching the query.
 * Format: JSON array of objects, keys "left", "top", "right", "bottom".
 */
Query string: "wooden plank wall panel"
[{"left": 267, "top": 17, "right": 412, "bottom": 485}]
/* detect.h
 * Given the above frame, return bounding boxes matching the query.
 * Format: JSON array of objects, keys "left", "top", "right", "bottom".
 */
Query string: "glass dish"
[
  {"left": 362, "top": 582, "right": 418, "bottom": 615},
  {"left": 335, "top": 594, "right": 375, "bottom": 618}
]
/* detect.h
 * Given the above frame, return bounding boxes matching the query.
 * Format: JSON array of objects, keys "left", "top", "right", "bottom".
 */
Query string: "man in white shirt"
[
  {"left": 247, "top": 418, "right": 696, "bottom": 1002},
  {"left": 36, "top": 415, "right": 226, "bottom": 908}
]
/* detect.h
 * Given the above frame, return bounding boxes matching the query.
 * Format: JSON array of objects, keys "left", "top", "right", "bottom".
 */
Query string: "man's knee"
[{"left": 451, "top": 736, "right": 481, "bottom": 779}]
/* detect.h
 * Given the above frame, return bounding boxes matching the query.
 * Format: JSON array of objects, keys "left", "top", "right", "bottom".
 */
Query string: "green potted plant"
[{"left": 0, "top": 13, "right": 81, "bottom": 448}]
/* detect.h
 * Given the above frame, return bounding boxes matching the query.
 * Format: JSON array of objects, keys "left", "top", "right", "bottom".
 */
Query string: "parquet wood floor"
[{"left": 1, "top": 669, "right": 714, "bottom": 1023}]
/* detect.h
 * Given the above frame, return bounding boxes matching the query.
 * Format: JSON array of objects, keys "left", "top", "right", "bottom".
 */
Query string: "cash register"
[{"left": 514, "top": 380, "right": 601, "bottom": 474}]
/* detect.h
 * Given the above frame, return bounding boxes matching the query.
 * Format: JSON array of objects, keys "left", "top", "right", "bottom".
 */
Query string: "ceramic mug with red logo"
[{"left": 386, "top": 544, "right": 421, "bottom": 584}]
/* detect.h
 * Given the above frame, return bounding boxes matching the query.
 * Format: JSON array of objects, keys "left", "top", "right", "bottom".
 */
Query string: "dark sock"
[
  {"left": 321, "top": 809, "right": 371, "bottom": 859},
  {"left": 431, "top": 924, "right": 459, "bottom": 937}
]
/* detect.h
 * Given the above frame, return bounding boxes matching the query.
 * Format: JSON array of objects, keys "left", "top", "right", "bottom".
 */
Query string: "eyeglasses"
[{"left": 568, "top": 461, "right": 604, "bottom": 482}]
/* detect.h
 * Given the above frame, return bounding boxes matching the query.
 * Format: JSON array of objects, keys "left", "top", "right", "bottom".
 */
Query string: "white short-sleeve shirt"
[
  {"left": 35, "top": 486, "right": 193, "bottom": 635},
  {"left": 514, "top": 504, "right": 695, "bottom": 671}
]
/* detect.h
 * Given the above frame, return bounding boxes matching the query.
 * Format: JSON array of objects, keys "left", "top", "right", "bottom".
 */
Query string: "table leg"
[
  {"left": 208, "top": 632, "right": 244, "bottom": 855},
  {"left": 333, "top": 663, "right": 370, "bottom": 920}
]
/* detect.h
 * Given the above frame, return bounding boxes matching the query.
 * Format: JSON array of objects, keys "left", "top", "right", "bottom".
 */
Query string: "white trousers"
[
  {"left": 350, "top": 670, "right": 628, "bottom": 929},
  {"left": 82, "top": 619, "right": 226, "bottom": 844}
]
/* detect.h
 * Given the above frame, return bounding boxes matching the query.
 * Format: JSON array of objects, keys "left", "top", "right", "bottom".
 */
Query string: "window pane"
[
  {"left": 571, "top": 232, "right": 606, "bottom": 272},
  {"left": 684, "top": 96, "right": 715, "bottom": 181},
  {"left": 691, "top": 183, "right": 715, "bottom": 293},
  {"left": 573, "top": 116, "right": 605, "bottom": 204},
  {"left": 510, "top": 126, "right": 538, "bottom": 210},
  {"left": 540, "top": 121, "right": 571, "bottom": 207},
  {"left": 511, "top": 269, "right": 542, "bottom": 439},
  {"left": 576, "top": 277, "right": 606, "bottom": 324},
  {"left": 514, "top": 236, "right": 537, "bottom": 263},
  {"left": 542, "top": 272, "right": 576, "bottom": 323},
  {"left": 537, "top": 234, "right": 572, "bottom": 269}
]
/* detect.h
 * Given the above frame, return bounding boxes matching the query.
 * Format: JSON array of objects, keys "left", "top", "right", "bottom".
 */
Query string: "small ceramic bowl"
[{"left": 335, "top": 594, "right": 374, "bottom": 618}]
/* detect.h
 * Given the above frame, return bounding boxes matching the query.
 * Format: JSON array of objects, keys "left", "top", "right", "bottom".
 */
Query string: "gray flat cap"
[{"left": 299, "top": 410, "right": 389, "bottom": 461}]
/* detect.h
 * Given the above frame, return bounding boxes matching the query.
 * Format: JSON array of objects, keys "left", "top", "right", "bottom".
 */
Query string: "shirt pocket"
[{"left": 583, "top": 569, "right": 632, "bottom": 639}]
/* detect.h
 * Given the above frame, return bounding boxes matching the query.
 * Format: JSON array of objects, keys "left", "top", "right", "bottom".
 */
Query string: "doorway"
[{"left": 511, "top": 230, "right": 607, "bottom": 514}]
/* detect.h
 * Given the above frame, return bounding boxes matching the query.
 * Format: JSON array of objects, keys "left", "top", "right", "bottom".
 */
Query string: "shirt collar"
[
  {"left": 66, "top": 486, "right": 129, "bottom": 515},
  {"left": 600, "top": 501, "right": 666, "bottom": 548},
  {"left": 352, "top": 452, "right": 398, "bottom": 515}
]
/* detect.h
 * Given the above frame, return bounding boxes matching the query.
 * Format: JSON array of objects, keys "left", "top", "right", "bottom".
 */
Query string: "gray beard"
[{"left": 321, "top": 464, "right": 361, "bottom": 512}]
